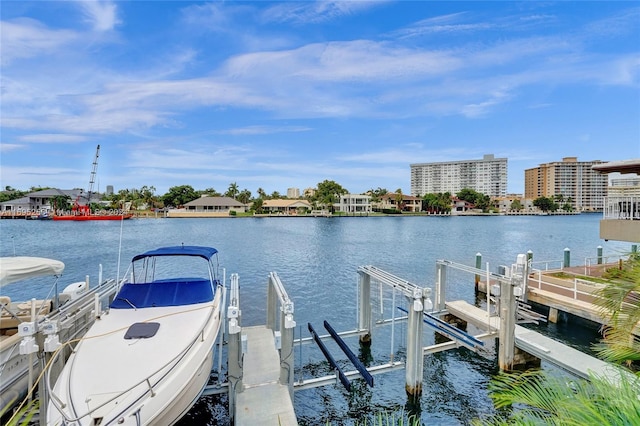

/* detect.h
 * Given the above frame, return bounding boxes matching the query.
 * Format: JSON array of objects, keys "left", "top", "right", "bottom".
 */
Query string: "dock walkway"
[
  {"left": 446, "top": 300, "right": 633, "bottom": 386},
  {"left": 235, "top": 326, "right": 298, "bottom": 426}
]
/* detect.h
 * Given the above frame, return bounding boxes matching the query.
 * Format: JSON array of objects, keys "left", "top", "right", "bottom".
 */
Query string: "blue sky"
[{"left": 1, "top": 1, "right": 639, "bottom": 196}]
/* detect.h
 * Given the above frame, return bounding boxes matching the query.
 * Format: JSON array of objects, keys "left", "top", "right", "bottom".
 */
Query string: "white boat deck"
[
  {"left": 235, "top": 326, "right": 298, "bottom": 426},
  {"left": 446, "top": 300, "right": 634, "bottom": 386}
]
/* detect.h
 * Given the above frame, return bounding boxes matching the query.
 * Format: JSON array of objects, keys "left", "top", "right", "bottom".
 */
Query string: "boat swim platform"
[
  {"left": 445, "top": 300, "right": 633, "bottom": 386},
  {"left": 235, "top": 326, "right": 298, "bottom": 426}
]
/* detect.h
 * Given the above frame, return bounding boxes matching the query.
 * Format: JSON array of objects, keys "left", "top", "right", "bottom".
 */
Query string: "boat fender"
[{"left": 62, "top": 281, "right": 88, "bottom": 300}]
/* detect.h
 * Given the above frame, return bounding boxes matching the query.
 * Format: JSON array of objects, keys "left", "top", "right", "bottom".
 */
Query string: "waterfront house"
[
  {"left": 451, "top": 197, "right": 475, "bottom": 213},
  {"left": 374, "top": 193, "right": 422, "bottom": 212},
  {"left": 0, "top": 188, "right": 89, "bottom": 216},
  {"left": 167, "top": 196, "right": 247, "bottom": 217},
  {"left": 261, "top": 199, "right": 312, "bottom": 215},
  {"left": 336, "top": 194, "right": 372, "bottom": 214}
]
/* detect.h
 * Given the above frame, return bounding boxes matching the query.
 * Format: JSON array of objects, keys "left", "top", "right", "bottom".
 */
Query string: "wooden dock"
[
  {"left": 235, "top": 326, "right": 298, "bottom": 425},
  {"left": 446, "top": 300, "right": 633, "bottom": 385}
]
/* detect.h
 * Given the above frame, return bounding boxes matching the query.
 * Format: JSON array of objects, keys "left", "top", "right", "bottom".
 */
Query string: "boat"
[
  {"left": 46, "top": 245, "right": 224, "bottom": 426},
  {"left": 25, "top": 212, "right": 53, "bottom": 220},
  {"left": 0, "top": 256, "right": 118, "bottom": 417},
  {"left": 52, "top": 210, "right": 133, "bottom": 221}
]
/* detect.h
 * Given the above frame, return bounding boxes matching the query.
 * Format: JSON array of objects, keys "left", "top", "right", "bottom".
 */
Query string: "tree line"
[{"left": 2, "top": 184, "right": 574, "bottom": 213}]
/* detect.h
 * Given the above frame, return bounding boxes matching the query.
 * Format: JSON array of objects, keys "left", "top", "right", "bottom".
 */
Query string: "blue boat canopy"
[{"left": 132, "top": 246, "right": 218, "bottom": 262}]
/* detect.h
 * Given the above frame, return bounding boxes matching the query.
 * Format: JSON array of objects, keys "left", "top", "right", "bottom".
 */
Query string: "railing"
[
  {"left": 583, "top": 254, "right": 630, "bottom": 276},
  {"left": 602, "top": 196, "right": 640, "bottom": 220},
  {"left": 266, "top": 272, "right": 296, "bottom": 391},
  {"left": 530, "top": 259, "right": 565, "bottom": 271},
  {"left": 527, "top": 269, "right": 602, "bottom": 302}
]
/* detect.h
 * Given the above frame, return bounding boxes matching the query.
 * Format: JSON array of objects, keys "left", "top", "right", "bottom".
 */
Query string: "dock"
[
  {"left": 446, "top": 300, "right": 632, "bottom": 385},
  {"left": 235, "top": 326, "right": 297, "bottom": 425}
]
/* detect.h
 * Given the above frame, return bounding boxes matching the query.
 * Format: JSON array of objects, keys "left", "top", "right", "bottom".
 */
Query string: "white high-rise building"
[
  {"left": 287, "top": 187, "right": 300, "bottom": 199},
  {"left": 410, "top": 154, "right": 508, "bottom": 197}
]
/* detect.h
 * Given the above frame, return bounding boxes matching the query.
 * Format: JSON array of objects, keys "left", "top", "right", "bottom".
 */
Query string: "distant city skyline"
[{"left": 1, "top": 2, "right": 639, "bottom": 195}]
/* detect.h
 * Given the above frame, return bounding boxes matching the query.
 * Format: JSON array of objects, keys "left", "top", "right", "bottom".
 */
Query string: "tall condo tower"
[{"left": 410, "top": 154, "right": 508, "bottom": 197}]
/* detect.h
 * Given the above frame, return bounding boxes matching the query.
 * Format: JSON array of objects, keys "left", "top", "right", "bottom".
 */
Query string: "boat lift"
[{"left": 205, "top": 259, "right": 527, "bottom": 420}]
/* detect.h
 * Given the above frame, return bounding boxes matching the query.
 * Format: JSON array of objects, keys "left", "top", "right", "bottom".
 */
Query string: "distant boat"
[
  {"left": 26, "top": 212, "right": 53, "bottom": 220},
  {"left": 52, "top": 211, "right": 133, "bottom": 221},
  {"left": 47, "top": 245, "right": 223, "bottom": 426}
]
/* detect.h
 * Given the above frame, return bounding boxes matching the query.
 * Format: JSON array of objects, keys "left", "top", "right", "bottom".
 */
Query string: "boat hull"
[
  {"left": 47, "top": 296, "right": 221, "bottom": 425},
  {"left": 0, "top": 282, "right": 118, "bottom": 416},
  {"left": 52, "top": 214, "right": 133, "bottom": 221}
]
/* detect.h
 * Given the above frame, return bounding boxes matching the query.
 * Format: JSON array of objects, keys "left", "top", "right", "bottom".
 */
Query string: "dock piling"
[
  {"left": 405, "top": 289, "right": 425, "bottom": 398},
  {"left": 358, "top": 271, "right": 372, "bottom": 345}
]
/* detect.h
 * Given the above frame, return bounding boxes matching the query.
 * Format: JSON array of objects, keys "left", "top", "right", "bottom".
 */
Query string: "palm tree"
[
  {"left": 226, "top": 182, "right": 239, "bottom": 199},
  {"left": 593, "top": 255, "right": 640, "bottom": 367},
  {"left": 394, "top": 188, "right": 404, "bottom": 212},
  {"left": 237, "top": 189, "right": 252, "bottom": 205}
]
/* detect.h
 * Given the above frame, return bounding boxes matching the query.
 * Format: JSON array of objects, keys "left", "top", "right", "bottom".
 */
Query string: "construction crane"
[
  {"left": 86, "top": 144, "right": 100, "bottom": 207},
  {"left": 72, "top": 145, "right": 100, "bottom": 215}
]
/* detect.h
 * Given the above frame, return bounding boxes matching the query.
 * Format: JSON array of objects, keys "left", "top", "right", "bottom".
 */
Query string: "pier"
[
  {"left": 21, "top": 250, "right": 635, "bottom": 425},
  {"left": 213, "top": 252, "right": 633, "bottom": 424},
  {"left": 446, "top": 300, "right": 632, "bottom": 385},
  {"left": 472, "top": 247, "right": 639, "bottom": 336}
]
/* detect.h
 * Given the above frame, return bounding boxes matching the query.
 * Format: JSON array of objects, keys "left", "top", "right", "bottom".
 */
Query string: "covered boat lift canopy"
[{"left": 0, "top": 257, "right": 65, "bottom": 287}]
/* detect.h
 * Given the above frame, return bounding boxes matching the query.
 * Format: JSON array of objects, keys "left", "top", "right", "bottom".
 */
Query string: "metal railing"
[
  {"left": 527, "top": 269, "right": 602, "bottom": 302},
  {"left": 602, "top": 196, "right": 640, "bottom": 220}
]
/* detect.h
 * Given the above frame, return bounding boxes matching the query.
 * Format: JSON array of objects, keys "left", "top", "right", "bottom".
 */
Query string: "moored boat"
[
  {"left": 52, "top": 212, "right": 133, "bottom": 221},
  {"left": 46, "top": 245, "right": 223, "bottom": 426},
  {"left": 0, "top": 257, "right": 118, "bottom": 417}
]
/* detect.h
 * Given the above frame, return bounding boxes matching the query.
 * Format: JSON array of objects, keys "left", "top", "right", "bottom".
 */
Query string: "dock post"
[
  {"left": 563, "top": 247, "right": 570, "bottom": 268},
  {"left": 498, "top": 276, "right": 516, "bottom": 371},
  {"left": 279, "top": 301, "right": 296, "bottom": 396},
  {"left": 405, "top": 290, "right": 425, "bottom": 398},
  {"left": 435, "top": 262, "right": 447, "bottom": 312},
  {"left": 358, "top": 271, "right": 372, "bottom": 345},
  {"left": 474, "top": 253, "right": 482, "bottom": 291},
  {"left": 227, "top": 274, "right": 242, "bottom": 422},
  {"left": 597, "top": 246, "right": 603, "bottom": 265},
  {"left": 267, "top": 275, "right": 277, "bottom": 330}
]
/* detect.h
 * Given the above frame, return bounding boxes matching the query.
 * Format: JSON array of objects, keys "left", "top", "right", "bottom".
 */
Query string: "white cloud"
[
  {"left": 18, "top": 134, "right": 88, "bottom": 143},
  {"left": 79, "top": 1, "right": 121, "bottom": 32},
  {"left": 262, "top": 0, "right": 385, "bottom": 25},
  {"left": 220, "top": 126, "right": 312, "bottom": 136},
  {"left": 0, "top": 18, "right": 77, "bottom": 65}
]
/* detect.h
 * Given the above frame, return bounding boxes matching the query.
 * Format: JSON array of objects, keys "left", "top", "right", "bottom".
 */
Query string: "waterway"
[{"left": 0, "top": 214, "right": 632, "bottom": 425}]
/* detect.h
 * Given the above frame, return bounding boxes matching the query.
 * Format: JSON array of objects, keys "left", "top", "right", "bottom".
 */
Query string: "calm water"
[{"left": 0, "top": 215, "right": 632, "bottom": 425}]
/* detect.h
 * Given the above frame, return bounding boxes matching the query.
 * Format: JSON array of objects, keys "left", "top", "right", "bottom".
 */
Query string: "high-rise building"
[
  {"left": 287, "top": 187, "right": 300, "bottom": 199},
  {"left": 410, "top": 154, "right": 507, "bottom": 197},
  {"left": 524, "top": 157, "right": 608, "bottom": 211}
]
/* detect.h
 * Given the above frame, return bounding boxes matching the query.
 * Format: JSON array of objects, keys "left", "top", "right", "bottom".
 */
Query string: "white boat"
[
  {"left": 0, "top": 256, "right": 118, "bottom": 417},
  {"left": 47, "top": 246, "right": 224, "bottom": 426}
]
